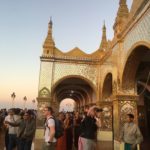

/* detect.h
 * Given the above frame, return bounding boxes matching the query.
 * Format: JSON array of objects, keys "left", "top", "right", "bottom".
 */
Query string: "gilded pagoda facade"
[{"left": 37, "top": 0, "right": 150, "bottom": 149}]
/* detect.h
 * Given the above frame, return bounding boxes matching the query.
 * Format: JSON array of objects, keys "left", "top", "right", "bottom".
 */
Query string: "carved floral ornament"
[
  {"left": 54, "top": 63, "right": 98, "bottom": 88},
  {"left": 119, "top": 100, "right": 137, "bottom": 126},
  {"left": 100, "top": 105, "right": 112, "bottom": 131},
  {"left": 39, "top": 87, "right": 50, "bottom": 98},
  {"left": 80, "top": 67, "right": 97, "bottom": 83}
]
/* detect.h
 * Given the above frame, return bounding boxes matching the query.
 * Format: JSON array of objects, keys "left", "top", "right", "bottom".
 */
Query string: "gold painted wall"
[
  {"left": 53, "top": 62, "right": 98, "bottom": 87},
  {"left": 37, "top": 1, "right": 150, "bottom": 142}
]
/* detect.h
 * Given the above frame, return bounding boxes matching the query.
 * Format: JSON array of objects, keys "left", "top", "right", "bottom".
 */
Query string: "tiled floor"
[
  {"left": 1, "top": 128, "right": 149, "bottom": 150},
  {"left": 0, "top": 128, "right": 113, "bottom": 150},
  {"left": 34, "top": 140, "right": 113, "bottom": 150},
  {"left": 97, "top": 141, "right": 113, "bottom": 150}
]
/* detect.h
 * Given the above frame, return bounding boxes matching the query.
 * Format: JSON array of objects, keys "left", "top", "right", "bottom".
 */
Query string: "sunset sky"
[{"left": 0, "top": 0, "right": 132, "bottom": 109}]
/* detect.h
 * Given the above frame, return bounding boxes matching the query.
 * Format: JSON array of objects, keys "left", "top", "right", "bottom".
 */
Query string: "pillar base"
[
  {"left": 34, "top": 128, "right": 44, "bottom": 150},
  {"left": 114, "top": 140, "right": 124, "bottom": 150},
  {"left": 113, "top": 94, "right": 138, "bottom": 149},
  {"left": 97, "top": 130, "right": 113, "bottom": 141}
]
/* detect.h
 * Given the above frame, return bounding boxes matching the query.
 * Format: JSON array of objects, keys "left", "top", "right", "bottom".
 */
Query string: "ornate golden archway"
[
  {"left": 122, "top": 44, "right": 150, "bottom": 92},
  {"left": 102, "top": 73, "right": 113, "bottom": 101},
  {"left": 35, "top": 1, "right": 150, "bottom": 149},
  {"left": 51, "top": 75, "right": 97, "bottom": 112},
  {"left": 122, "top": 44, "right": 150, "bottom": 139}
]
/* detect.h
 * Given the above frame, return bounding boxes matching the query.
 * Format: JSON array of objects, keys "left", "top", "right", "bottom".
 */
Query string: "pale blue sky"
[{"left": 0, "top": 0, "right": 132, "bottom": 109}]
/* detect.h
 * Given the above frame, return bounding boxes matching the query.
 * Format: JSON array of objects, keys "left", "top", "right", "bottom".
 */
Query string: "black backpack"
[{"left": 46, "top": 117, "right": 64, "bottom": 139}]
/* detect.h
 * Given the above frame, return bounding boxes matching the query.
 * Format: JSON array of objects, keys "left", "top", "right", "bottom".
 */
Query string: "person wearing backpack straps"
[
  {"left": 42, "top": 106, "right": 57, "bottom": 150},
  {"left": 56, "top": 112, "right": 66, "bottom": 150}
]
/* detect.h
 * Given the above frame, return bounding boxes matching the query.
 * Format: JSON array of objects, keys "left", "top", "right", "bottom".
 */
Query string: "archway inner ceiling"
[
  {"left": 102, "top": 73, "right": 112, "bottom": 100},
  {"left": 122, "top": 46, "right": 150, "bottom": 90},
  {"left": 136, "top": 49, "right": 150, "bottom": 138},
  {"left": 53, "top": 77, "right": 95, "bottom": 107},
  {"left": 121, "top": 45, "right": 150, "bottom": 138}
]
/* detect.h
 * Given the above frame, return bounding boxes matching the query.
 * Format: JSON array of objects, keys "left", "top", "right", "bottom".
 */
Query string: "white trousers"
[{"left": 78, "top": 136, "right": 96, "bottom": 150}]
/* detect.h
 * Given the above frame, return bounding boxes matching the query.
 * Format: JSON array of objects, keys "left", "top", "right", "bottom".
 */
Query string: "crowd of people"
[
  {"left": 42, "top": 105, "right": 102, "bottom": 150},
  {"left": 42, "top": 105, "right": 143, "bottom": 150},
  {"left": 0, "top": 105, "right": 143, "bottom": 150},
  {"left": 0, "top": 108, "right": 37, "bottom": 150},
  {"left": 0, "top": 106, "right": 102, "bottom": 150}
]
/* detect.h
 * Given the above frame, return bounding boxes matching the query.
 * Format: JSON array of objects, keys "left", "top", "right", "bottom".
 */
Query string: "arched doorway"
[
  {"left": 122, "top": 45, "right": 150, "bottom": 149},
  {"left": 52, "top": 76, "right": 97, "bottom": 113},
  {"left": 102, "top": 73, "right": 113, "bottom": 101},
  {"left": 59, "top": 98, "right": 76, "bottom": 112},
  {"left": 101, "top": 73, "right": 113, "bottom": 132}
]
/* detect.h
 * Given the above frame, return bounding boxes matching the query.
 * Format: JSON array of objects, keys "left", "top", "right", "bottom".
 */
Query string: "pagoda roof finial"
[
  {"left": 42, "top": 18, "right": 55, "bottom": 55},
  {"left": 113, "top": 0, "right": 129, "bottom": 36},
  {"left": 49, "top": 16, "right": 53, "bottom": 28},
  {"left": 117, "top": 0, "right": 129, "bottom": 18},
  {"left": 100, "top": 21, "right": 108, "bottom": 50},
  {"left": 103, "top": 20, "right": 106, "bottom": 30}
]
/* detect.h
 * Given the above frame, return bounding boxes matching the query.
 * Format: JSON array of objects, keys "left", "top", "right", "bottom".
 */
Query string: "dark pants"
[
  {"left": 8, "top": 134, "right": 17, "bottom": 150},
  {"left": 66, "top": 128, "right": 73, "bottom": 150},
  {"left": 5, "top": 129, "right": 9, "bottom": 150},
  {"left": 19, "top": 139, "right": 32, "bottom": 150},
  {"left": 74, "top": 126, "right": 80, "bottom": 148}
]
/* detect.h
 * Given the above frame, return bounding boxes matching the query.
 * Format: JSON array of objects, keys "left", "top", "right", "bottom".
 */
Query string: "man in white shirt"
[
  {"left": 4, "top": 109, "right": 20, "bottom": 150},
  {"left": 42, "top": 106, "right": 56, "bottom": 150}
]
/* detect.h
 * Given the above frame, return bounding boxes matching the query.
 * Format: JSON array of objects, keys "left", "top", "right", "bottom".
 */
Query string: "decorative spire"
[
  {"left": 113, "top": 0, "right": 129, "bottom": 37},
  {"left": 117, "top": 0, "right": 129, "bottom": 18},
  {"left": 100, "top": 21, "right": 108, "bottom": 50},
  {"left": 49, "top": 17, "right": 53, "bottom": 28},
  {"left": 43, "top": 17, "right": 55, "bottom": 56}
]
